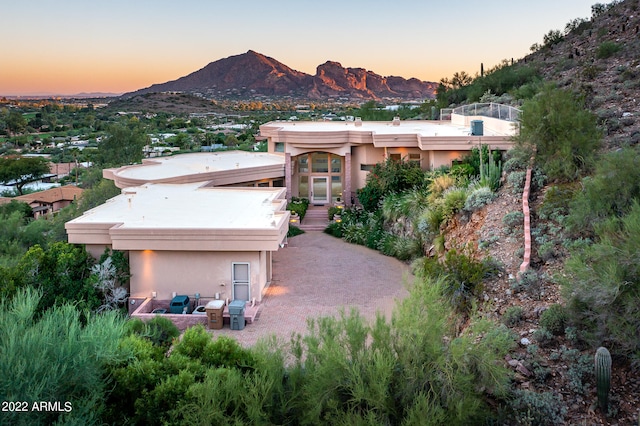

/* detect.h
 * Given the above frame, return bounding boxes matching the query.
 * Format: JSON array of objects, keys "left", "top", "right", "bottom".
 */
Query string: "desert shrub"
[
  {"left": 596, "top": 41, "right": 622, "bottom": 59},
  {"left": 441, "top": 186, "right": 468, "bottom": 220},
  {"left": 537, "top": 241, "right": 556, "bottom": 262},
  {"left": 145, "top": 315, "right": 181, "bottom": 348},
  {"left": 507, "top": 170, "right": 526, "bottom": 194},
  {"left": 427, "top": 173, "right": 456, "bottom": 201},
  {"left": 440, "top": 248, "right": 491, "bottom": 314},
  {"left": 533, "top": 327, "right": 554, "bottom": 347},
  {"left": 203, "top": 335, "right": 256, "bottom": 369},
  {"left": 0, "top": 288, "right": 128, "bottom": 426},
  {"left": 503, "top": 156, "right": 528, "bottom": 173},
  {"left": 568, "top": 147, "right": 640, "bottom": 236},
  {"left": 511, "top": 269, "right": 542, "bottom": 298},
  {"left": 538, "top": 184, "right": 575, "bottom": 221},
  {"left": 506, "top": 390, "right": 567, "bottom": 426},
  {"left": 416, "top": 207, "right": 444, "bottom": 239},
  {"left": 377, "top": 233, "right": 422, "bottom": 261},
  {"left": 516, "top": 85, "right": 601, "bottom": 182},
  {"left": 502, "top": 211, "right": 524, "bottom": 233},
  {"left": 557, "top": 346, "right": 592, "bottom": 395},
  {"left": 464, "top": 186, "right": 496, "bottom": 212},
  {"left": 502, "top": 306, "right": 524, "bottom": 327},
  {"left": 173, "top": 324, "right": 211, "bottom": 359},
  {"left": 539, "top": 304, "right": 567, "bottom": 335},
  {"left": 561, "top": 201, "right": 640, "bottom": 358}
]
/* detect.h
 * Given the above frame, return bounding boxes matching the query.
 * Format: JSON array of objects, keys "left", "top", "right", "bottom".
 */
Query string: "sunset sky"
[{"left": 1, "top": 0, "right": 602, "bottom": 96}]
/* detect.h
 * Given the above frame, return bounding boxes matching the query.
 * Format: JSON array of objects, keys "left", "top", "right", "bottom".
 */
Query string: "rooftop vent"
[
  {"left": 355, "top": 117, "right": 362, "bottom": 127},
  {"left": 392, "top": 116, "right": 401, "bottom": 126}
]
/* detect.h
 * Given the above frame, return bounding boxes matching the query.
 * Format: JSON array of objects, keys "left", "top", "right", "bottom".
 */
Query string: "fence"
[{"left": 440, "top": 103, "right": 521, "bottom": 122}]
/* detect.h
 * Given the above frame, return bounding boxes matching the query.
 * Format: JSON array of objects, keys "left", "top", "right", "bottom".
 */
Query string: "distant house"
[{"left": 14, "top": 185, "right": 83, "bottom": 218}]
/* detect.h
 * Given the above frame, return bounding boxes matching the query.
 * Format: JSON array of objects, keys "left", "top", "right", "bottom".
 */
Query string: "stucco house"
[
  {"left": 259, "top": 105, "right": 519, "bottom": 206},
  {"left": 65, "top": 105, "right": 518, "bottom": 314},
  {"left": 66, "top": 182, "right": 289, "bottom": 304}
]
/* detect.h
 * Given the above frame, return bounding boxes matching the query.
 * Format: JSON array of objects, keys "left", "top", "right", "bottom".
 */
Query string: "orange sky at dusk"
[{"left": 1, "top": 0, "right": 602, "bottom": 96}]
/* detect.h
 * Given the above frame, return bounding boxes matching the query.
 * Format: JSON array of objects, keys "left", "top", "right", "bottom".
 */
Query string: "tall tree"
[
  {"left": 94, "top": 123, "right": 149, "bottom": 167},
  {"left": 0, "top": 157, "right": 50, "bottom": 195},
  {"left": 5, "top": 110, "right": 27, "bottom": 135}
]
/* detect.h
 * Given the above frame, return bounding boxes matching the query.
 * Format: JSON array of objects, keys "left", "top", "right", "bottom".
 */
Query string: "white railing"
[{"left": 441, "top": 103, "right": 521, "bottom": 122}]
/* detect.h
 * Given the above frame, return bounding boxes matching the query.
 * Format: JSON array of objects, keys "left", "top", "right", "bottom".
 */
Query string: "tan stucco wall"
[
  {"left": 431, "top": 151, "right": 466, "bottom": 169},
  {"left": 85, "top": 244, "right": 111, "bottom": 261},
  {"left": 129, "top": 250, "right": 268, "bottom": 302}
]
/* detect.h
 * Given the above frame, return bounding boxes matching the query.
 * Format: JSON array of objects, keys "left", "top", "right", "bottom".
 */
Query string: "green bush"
[
  {"left": 506, "top": 390, "right": 567, "bottom": 426},
  {"left": 287, "top": 225, "right": 304, "bottom": 238},
  {"left": 287, "top": 197, "right": 309, "bottom": 220},
  {"left": 596, "top": 41, "right": 622, "bottom": 59},
  {"left": 539, "top": 304, "right": 567, "bottom": 335},
  {"left": 568, "top": 147, "right": 640, "bottom": 236},
  {"left": 145, "top": 315, "right": 181, "bottom": 348},
  {"left": 464, "top": 186, "right": 496, "bottom": 212},
  {"left": 323, "top": 221, "right": 343, "bottom": 238},
  {"left": 441, "top": 248, "right": 490, "bottom": 314},
  {"left": 507, "top": 170, "right": 526, "bottom": 194},
  {"left": 0, "top": 288, "right": 128, "bottom": 426},
  {"left": 561, "top": 201, "right": 640, "bottom": 358},
  {"left": 533, "top": 327, "right": 554, "bottom": 347},
  {"left": 441, "top": 186, "right": 468, "bottom": 220},
  {"left": 357, "top": 158, "right": 426, "bottom": 211},
  {"left": 516, "top": 85, "right": 601, "bottom": 182},
  {"left": 537, "top": 241, "right": 556, "bottom": 262},
  {"left": 327, "top": 206, "right": 341, "bottom": 220},
  {"left": 502, "top": 306, "right": 524, "bottom": 327},
  {"left": 502, "top": 211, "right": 524, "bottom": 233},
  {"left": 511, "top": 270, "right": 542, "bottom": 299}
]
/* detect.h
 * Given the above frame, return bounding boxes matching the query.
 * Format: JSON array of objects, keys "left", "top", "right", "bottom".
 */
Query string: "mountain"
[
  {"left": 520, "top": 0, "right": 640, "bottom": 148},
  {"left": 123, "top": 50, "right": 436, "bottom": 101}
]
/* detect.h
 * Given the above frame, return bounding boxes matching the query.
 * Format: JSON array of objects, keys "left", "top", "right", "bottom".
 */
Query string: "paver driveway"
[{"left": 213, "top": 232, "right": 413, "bottom": 347}]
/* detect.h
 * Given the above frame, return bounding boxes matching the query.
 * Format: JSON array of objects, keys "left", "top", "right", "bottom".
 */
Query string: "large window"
[
  {"left": 331, "top": 157, "right": 341, "bottom": 173},
  {"left": 296, "top": 153, "right": 343, "bottom": 202},
  {"left": 311, "top": 153, "right": 329, "bottom": 173},
  {"left": 298, "top": 156, "right": 308, "bottom": 173},
  {"left": 299, "top": 176, "right": 308, "bottom": 197},
  {"left": 331, "top": 176, "right": 342, "bottom": 202}
]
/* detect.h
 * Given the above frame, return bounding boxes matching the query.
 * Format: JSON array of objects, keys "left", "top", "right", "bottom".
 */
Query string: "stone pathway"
[{"left": 210, "top": 232, "right": 412, "bottom": 347}]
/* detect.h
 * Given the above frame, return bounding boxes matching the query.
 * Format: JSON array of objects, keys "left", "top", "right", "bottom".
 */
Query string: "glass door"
[
  {"left": 232, "top": 262, "right": 250, "bottom": 301},
  {"left": 311, "top": 177, "right": 329, "bottom": 204}
]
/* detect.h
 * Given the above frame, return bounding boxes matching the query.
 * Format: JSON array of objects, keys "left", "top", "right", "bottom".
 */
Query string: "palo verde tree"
[
  {"left": 0, "top": 156, "right": 50, "bottom": 195},
  {"left": 515, "top": 84, "right": 601, "bottom": 182}
]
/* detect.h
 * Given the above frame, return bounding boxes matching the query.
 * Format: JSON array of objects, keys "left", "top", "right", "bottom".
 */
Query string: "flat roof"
[
  {"left": 115, "top": 151, "right": 284, "bottom": 182},
  {"left": 262, "top": 120, "right": 502, "bottom": 137},
  {"left": 68, "top": 183, "right": 286, "bottom": 230}
]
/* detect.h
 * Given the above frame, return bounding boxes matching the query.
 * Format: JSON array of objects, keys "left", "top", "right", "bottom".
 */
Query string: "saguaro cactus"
[{"left": 595, "top": 346, "right": 611, "bottom": 413}]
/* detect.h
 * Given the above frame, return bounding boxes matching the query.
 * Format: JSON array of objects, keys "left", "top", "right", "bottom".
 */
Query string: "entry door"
[
  {"left": 311, "top": 177, "right": 329, "bottom": 204},
  {"left": 232, "top": 262, "right": 250, "bottom": 301}
]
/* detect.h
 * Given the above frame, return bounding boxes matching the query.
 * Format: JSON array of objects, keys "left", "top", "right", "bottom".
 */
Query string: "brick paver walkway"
[{"left": 211, "top": 232, "right": 412, "bottom": 347}]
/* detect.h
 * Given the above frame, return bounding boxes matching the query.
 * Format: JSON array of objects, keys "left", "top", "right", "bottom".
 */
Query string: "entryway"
[
  {"left": 298, "top": 206, "right": 329, "bottom": 232},
  {"left": 311, "top": 177, "right": 329, "bottom": 204}
]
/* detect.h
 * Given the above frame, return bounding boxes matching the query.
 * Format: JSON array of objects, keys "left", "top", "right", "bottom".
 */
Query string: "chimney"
[
  {"left": 392, "top": 116, "right": 401, "bottom": 126},
  {"left": 355, "top": 117, "right": 362, "bottom": 127}
]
